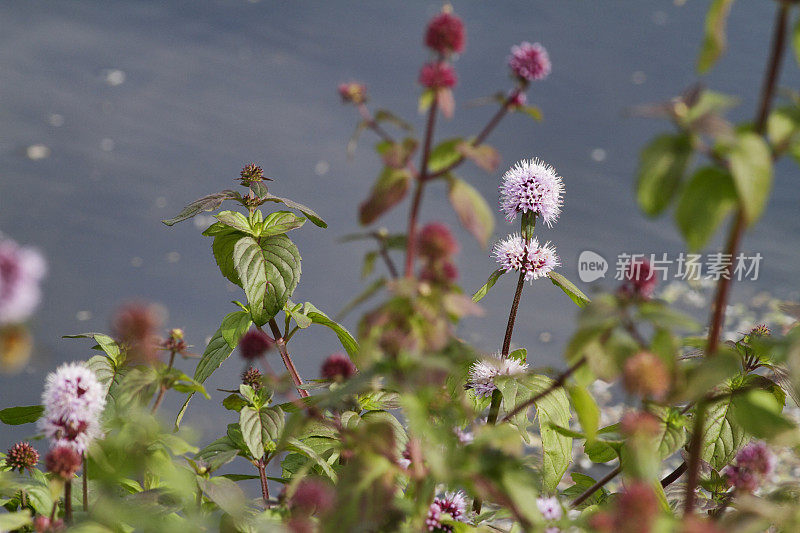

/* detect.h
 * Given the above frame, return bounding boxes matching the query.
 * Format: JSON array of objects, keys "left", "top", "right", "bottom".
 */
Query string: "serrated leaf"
[
  {"left": 260, "top": 211, "right": 307, "bottom": 237},
  {"left": 636, "top": 133, "right": 692, "bottom": 216},
  {"left": 262, "top": 193, "right": 326, "bottom": 228},
  {"left": 472, "top": 268, "right": 505, "bottom": 303},
  {"left": 211, "top": 229, "right": 246, "bottom": 286},
  {"left": 220, "top": 310, "right": 253, "bottom": 348},
  {"left": 162, "top": 190, "right": 239, "bottom": 226},
  {"left": 223, "top": 394, "right": 248, "bottom": 412},
  {"left": 250, "top": 180, "right": 269, "bottom": 198},
  {"left": 176, "top": 313, "right": 250, "bottom": 429},
  {"left": 358, "top": 168, "right": 412, "bottom": 225},
  {"left": 697, "top": 0, "right": 734, "bottom": 74},
  {"left": 702, "top": 392, "right": 746, "bottom": 470},
  {"left": 284, "top": 301, "right": 312, "bottom": 329},
  {"left": 562, "top": 472, "right": 607, "bottom": 509},
  {"left": 215, "top": 210, "right": 254, "bottom": 235},
  {"left": 233, "top": 234, "right": 301, "bottom": 325},
  {"left": 728, "top": 132, "right": 773, "bottom": 225},
  {"left": 303, "top": 302, "right": 359, "bottom": 356},
  {"left": 240, "top": 405, "right": 285, "bottom": 459},
  {"left": 63, "top": 332, "right": 121, "bottom": 362},
  {"left": 446, "top": 176, "right": 494, "bottom": 247},
  {"left": 674, "top": 166, "right": 738, "bottom": 251},
  {"left": 0, "top": 405, "right": 44, "bottom": 425},
  {"left": 548, "top": 271, "right": 591, "bottom": 308},
  {"left": 286, "top": 437, "right": 338, "bottom": 482}
]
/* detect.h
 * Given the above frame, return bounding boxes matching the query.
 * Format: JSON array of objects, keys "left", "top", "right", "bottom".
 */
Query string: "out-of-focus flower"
[
  {"left": 241, "top": 366, "right": 263, "bottom": 390},
  {"left": 320, "top": 352, "right": 357, "bottom": 381},
  {"left": 290, "top": 478, "right": 335, "bottom": 515},
  {"left": 45, "top": 445, "right": 82, "bottom": 479},
  {"left": 418, "top": 222, "right": 459, "bottom": 260},
  {"left": 4, "top": 441, "right": 39, "bottom": 473},
  {"left": 492, "top": 234, "right": 559, "bottom": 282},
  {"left": 113, "top": 302, "right": 163, "bottom": 363},
  {"left": 467, "top": 352, "right": 529, "bottom": 398},
  {"left": 426, "top": 491, "right": 467, "bottom": 532},
  {"left": 419, "top": 62, "right": 457, "bottom": 89},
  {"left": 419, "top": 260, "right": 459, "bottom": 286},
  {"left": 508, "top": 41, "right": 551, "bottom": 81},
  {"left": 723, "top": 441, "right": 775, "bottom": 492},
  {"left": 338, "top": 82, "right": 368, "bottom": 105},
  {"left": 424, "top": 11, "right": 465, "bottom": 55},
  {"left": 39, "top": 362, "right": 105, "bottom": 453},
  {"left": 33, "top": 516, "right": 64, "bottom": 533},
  {"left": 0, "top": 238, "right": 46, "bottom": 325},
  {"left": 509, "top": 90, "right": 527, "bottom": 108},
  {"left": 454, "top": 427, "right": 474, "bottom": 445},
  {"left": 620, "top": 411, "right": 661, "bottom": 438},
  {"left": 238, "top": 329, "right": 274, "bottom": 360},
  {"left": 537, "top": 495, "right": 563, "bottom": 521},
  {"left": 622, "top": 351, "right": 670, "bottom": 400},
  {"left": 618, "top": 259, "right": 658, "bottom": 300},
  {"left": 499, "top": 159, "right": 564, "bottom": 226}
]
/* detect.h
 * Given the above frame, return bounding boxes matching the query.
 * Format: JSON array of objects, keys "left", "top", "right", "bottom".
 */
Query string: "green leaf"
[
  {"left": 728, "top": 132, "right": 773, "bottom": 225},
  {"left": 211, "top": 228, "right": 246, "bottom": 286},
  {"left": 285, "top": 301, "right": 312, "bottom": 329},
  {"left": 0, "top": 405, "right": 44, "bottom": 425},
  {"left": 358, "top": 168, "right": 412, "bottom": 225},
  {"left": 649, "top": 406, "right": 686, "bottom": 459},
  {"left": 520, "top": 105, "right": 543, "bottom": 121},
  {"left": 175, "top": 312, "right": 251, "bottom": 429},
  {"left": 569, "top": 386, "right": 599, "bottom": 439},
  {"left": 793, "top": 15, "right": 800, "bottom": 68},
  {"left": 702, "top": 392, "right": 746, "bottom": 470},
  {"left": 697, "top": 0, "right": 735, "bottom": 74},
  {"left": 261, "top": 193, "right": 326, "bottom": 228},
  {"left": 215, "top": 210, "right": 254, "bottom": 235},
  {"left": 250, "top": 180, "right": 269, "bottom": 198},
  {"left": 674, "top": 348, "right": 741, "bottom": 402},
  {"left": 446, "top": 176, "right": 494, "bottom": 247},
  {"left": 731, "top": 389, "right": 796, "bottom": 441},
  {"left": 472, "top": 269, "right": 505, "bottom": 303},
  {"left": 674, "top": 166, "right": 738, "bottom": 251},
  {"left": 197, "top": 477, "right": 248, "bottom": 518},
  {"left": 63, "top": 332, "right": 122, "bottom": 362},
  {"left": 418, "top": 89, "right": 435, "bottom": 114},
  {"left": 239, "top": 405, "right": 285, "bottom": 458},
  {"left": 286, "top": 438, "right": 338, "bottom": 482},
  {"left": 233, "top": 234, "right": 301, "bottom": 325},
  {"left": 636, "top": 133, "right": 692, "bottom": 216},
  {"left": 223, "top": 394, "right": 249, "bottom": 412},
  {"left": 162, "top": 190, "right": 239, "bottom": 226},
  {"left": 374, "top": 109, "right": 414, "bottom": 132},
  {"left": 220, "top": 310, "right": 253, "bottom": 348},
  {"left": 428, "top": 138, "right": 463, "bottom": 174},
  {"left": 547, "top": 272, "right": 591, "bottom": 308},
  {"left": 0, "top": 510, "right": 32, "bottom": 530},
  {"left": 562, "top": 472, "right": 607, "bottom": 510},
  {"left": 376, "top": 137, "right": 418, "bottom": 169},
  {"left": 302, "top": 302, "right": 359, "bottom": 356},
  {"left": 260, "top": 211, "right": 307, "bottom": 237}
]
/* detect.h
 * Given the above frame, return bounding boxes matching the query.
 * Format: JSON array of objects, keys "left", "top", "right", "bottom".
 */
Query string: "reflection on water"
[{"left": 1, "top": 1, "right": 798, "bottom": 446}]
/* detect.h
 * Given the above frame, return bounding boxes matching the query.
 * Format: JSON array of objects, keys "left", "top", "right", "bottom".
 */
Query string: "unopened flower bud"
[
  {"left": 239, "top": 163, "right": 265, "bottom": 185},
  {"left": 320, "top": 352, "right": 357, "bottom": 381},
  {"left": 338, "top": 82, "right": 368, "bottom": 104},
  {"left": 419, "top": 62, "right": 457, "bottom": 89},
  {"left": 238, "top": 329, "right": 274, "bottom": 360},
  {"left": 45, "top": 445, "right": 82, "bottom": 479},
  {"left": 4, "top": 441, "right": 38, "bottom": 472},
  {"left": 620, "top": 411, "right": 661, "bottom": 438},
  {"left": 618, "top": 259, "right": 658, "bottom": 300},
  {"left": 424, "top": 11, "right": 465, "bottom": 55},
  {"left": 241, "top": 366, "right": 263, "bottom": 390},
  {"left": 291, "top": 478, "right": 335, "bottom": 515},
  {"left": 623, "top": 351, "right": 669, "bottom": 400},
  {"left": 418, "top": 222, "right": 459, "bottom": 260}
]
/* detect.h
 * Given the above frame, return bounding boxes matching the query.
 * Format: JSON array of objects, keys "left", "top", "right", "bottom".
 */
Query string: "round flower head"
[
  {"left": 508, "top": 41, "right": 551, "bottom": 81},
  {"left": 424, "top": 12, "right": 465, "bottom": 55},
  {"left": 45, "top": 445, "right": 82, "bottom": 480},
  {"left": 238, "top": 329, "right": 274, "bottom": 360},
  {"left": 5, "top": 441, "right": 39, "bottom": 473},
  {"left": 467, "top": 352, "right": 529, "bottom": 398},
  {"left": 419, "top": 62, "right": 457, "bottom": 89},
  {"left": 290, "top": 478, "right": 335, "bottom": 515},
  {"left": 723, "top": 441, "right": 774, "bottom": 492},
  {"left": 500, "top": 159, "right": 564, "bottom": 226},
  {"left": 617, "top": 259, "right": 658, "bottom": 300},
  {"left": 320, "top": 352, "right": 357, "bottom": 381},
  {"left": 0, "top": 238, "right": 47, "bottom": 325},
  {"left": 492, "top": 235, "right": 559, "bottom": 282},
  {"left": 41, "top": 362, "right": 105, "bottom": 425},
  {"left": 241, "top": 366, "right": 263, "bottom": 390},
  {"left": 537, "top": 496, "right": 563, "bottom": 521},
  {"left": 426, "top": 491, "right": 468, "bottom": 532},
  {"left": 338, "top": 81, "right": 368, "bottom": 105},
  {"left": 418, "top": 222, "right": 459, "bottom": 260}
]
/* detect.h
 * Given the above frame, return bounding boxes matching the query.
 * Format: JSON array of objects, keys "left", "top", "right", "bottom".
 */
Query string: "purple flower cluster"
[
  {"left": 508, "top": 42, "right": 551, "bottom": 81},
  {"left": 492, "top": 234, "right": 559, "bottom": 282},
  {"left": 724, "top": 441, "right": 775, "bottom": 492},
  {"left": 419, "top": 62, "right": 458, "bottom": 89},
  {"left": 0, "top": 237, "right": 46, "bottom": 325},
  {"left": 537, "top": 496, "right": 563, "bottom": 521},
  {"left": 467, "top": 352, "right": 529, "bottom": 398},
  {"left": 499, "top": 159, "right": 564, "bottom": 226},
  {"left": 39, "top": 362, "right": 105, "bottom": 454},
  {"left": 426, "top": 491, "right": 467, "bottom": 532}
]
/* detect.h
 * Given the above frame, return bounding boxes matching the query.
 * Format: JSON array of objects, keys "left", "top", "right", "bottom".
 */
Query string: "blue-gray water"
[{"left": 2, "top": 1, "right": 798, "bottom": 449}]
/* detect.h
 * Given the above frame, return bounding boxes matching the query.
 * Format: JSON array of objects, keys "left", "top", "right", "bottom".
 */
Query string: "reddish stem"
[{"left": 266, "top": 320, "right": 309, "bottom": 398}]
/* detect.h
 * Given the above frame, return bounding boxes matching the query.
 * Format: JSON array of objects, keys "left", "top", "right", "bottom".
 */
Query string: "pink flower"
[
  {"left": 492, "top": 234, "right": 559, "bottom": 282},
  {"left": 419, "top": 62, "right": 457, "bottom": 89},
  {"left": 724, "top": 441, "right": 775, "bottom": 492},
  {"left": 238, "top": 329, "right": 274, "bottom": 360},
  {"left": 537, "top": 496, "right": 562, "bottom": 521},
  {"left": 45, "top": 445, "right": 82, "bottom": 479},
  {"left": 418, "top": 222, "right": 459, "bottom": 260},
  {"left": 508, "top": 42, "right": 551, "bottom": 81},
  {"left": 426, "top": 491, "right": 467, "bottom": 532},
  {"left": 320, "top": 353, "right": 357, "bottom": 381},
  {"left": 618, "top": 259, "right": 658, "bottom": 300},
  {"left": 424, "top": 12, "right": 465, "bottom": 55},
  {"left": 499, "top": 159, "right": 564, "bottom": 226},
  {"left": 338, "top": 82, "right": 368, "bottom": 104},
  {"left": 0, "top": 238, "right": 46, "bottom": 325}
]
